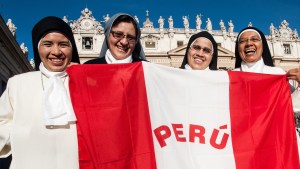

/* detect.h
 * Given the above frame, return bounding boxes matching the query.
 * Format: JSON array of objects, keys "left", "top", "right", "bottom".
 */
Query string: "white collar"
[
  {"left": 39, "top": 63, "right": 76, "bottom": 126},
  {"left": 185, "top": 64, "right": 210, "bottom": 71},
  {"left": 241, "top": 57, "right": 265, "bottom": 73},
  {"left": 105, "top": 50, "right": 133, "bottom": 64}
]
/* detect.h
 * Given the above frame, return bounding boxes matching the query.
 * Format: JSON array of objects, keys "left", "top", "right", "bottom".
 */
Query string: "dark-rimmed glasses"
[
  {"left": 190, "top": 44, "right": 212, "bottom": 54},
  {"left": 111, "top": 31, "right": 136, "bottom": 44}
]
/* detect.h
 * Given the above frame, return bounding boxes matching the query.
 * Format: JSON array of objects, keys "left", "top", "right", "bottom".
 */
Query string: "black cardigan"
[{"left": 84, "top": 56, "right": 146, "bottom": 64}]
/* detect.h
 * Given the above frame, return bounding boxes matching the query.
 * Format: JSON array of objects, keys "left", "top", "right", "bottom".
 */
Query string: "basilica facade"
[{"left": 63, "top": 8, "right": 300, "bottom": 71}]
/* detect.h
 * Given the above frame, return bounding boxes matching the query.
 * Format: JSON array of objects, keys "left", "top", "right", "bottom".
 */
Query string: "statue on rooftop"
[
  {"left": 103, "top": 14, "right": 110, "bottom": 22},
  {"left": 219, "top": 19, "right": 226, "bottom": 32},
  {"left": 168, "top": 16, "right": 174, "bottom": 29},
  {"left": 196, "top": 14, "right": 202, "bottom": 30},
  {"left": 183, "top": 16, "right": 189, "bottom": 29},
  {"left": 6, "top": 19, "right": 17, "bottom": 37},
  {"left": 228, "top": 20, "right": 234, "bottom": 33},
  {"left": 158, "top": 16, "right": 164, "bottom": 29},
  {"left": 206, "top": 18, "right": 212, "bottom": 32}
]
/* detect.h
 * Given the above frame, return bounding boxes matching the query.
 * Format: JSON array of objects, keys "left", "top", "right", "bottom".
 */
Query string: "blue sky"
[{"left": 1, "top": 0, "right": 299, "bottom": 60}]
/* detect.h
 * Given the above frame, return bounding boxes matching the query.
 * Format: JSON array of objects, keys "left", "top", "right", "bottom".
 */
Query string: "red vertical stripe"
[
  {"left": 67, "top": 63, "right": 157, "bottom": 169},
  {"left": 228, "top": 71, "right": 299, "bottom": 168}
]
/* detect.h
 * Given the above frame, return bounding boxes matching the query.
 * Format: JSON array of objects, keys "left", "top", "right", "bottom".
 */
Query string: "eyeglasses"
[
  {"left": 190, "top": 44, "right": 212, "bottom": 54},
  {"left": 239, "top": 37, "right": 261, "bottom": 44},
  {"left": 110, "top": 31, "right": 137, "bottom": 43}
]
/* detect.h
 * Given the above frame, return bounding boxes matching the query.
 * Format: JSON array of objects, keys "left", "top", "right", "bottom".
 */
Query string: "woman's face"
[
  {"left": 38, "top": 32, "right": 72, "bottom": 72},
  {"left": 238, "top": 31, "right": 263, "bottom": 63},
  {"left": 187, "top": 37, "right": 213, "bottom": 70},
  {"left": 108, "top": 22, "right": 137, "bottom": 60}
]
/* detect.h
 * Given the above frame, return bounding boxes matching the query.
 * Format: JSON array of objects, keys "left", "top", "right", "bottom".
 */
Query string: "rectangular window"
[
  {"left": 283, "top": 44, "right": 291, "bottom": 54},
  {"left": 219, "top": 67, "right": 228, "bottom": 70},
  {"left": 82, "top": 37, "right": 93, "bottom": 50},
  {"left": 145, "top": 41, "right": 156, "bottom": 48},
  {"left": 177, "top": 41, "right": 183, "bottom": 47}
]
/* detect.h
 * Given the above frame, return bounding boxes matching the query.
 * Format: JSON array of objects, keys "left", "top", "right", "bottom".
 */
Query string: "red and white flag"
[{"left": 67, "top": 62, "right": 299, "bottom": 169}]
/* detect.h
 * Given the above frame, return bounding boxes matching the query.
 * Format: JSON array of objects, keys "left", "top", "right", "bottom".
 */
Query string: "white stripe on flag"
[{"left": 142, "top": 62, "right": 236, "bottom": 169}]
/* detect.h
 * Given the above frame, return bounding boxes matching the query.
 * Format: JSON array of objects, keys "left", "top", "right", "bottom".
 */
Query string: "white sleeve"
[{"left": 0, "top": 78, "right": 14, "bottom": 158}]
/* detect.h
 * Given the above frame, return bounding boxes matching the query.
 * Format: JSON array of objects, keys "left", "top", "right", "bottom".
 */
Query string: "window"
[
  {"left": 82, "top": 37, "right": 93, "bottom": 50},
  {"left": 145, "top": 41, "right": 156, "bottom": 48},
  {"left": 177, "top": 41, "right": 183, "bottom": 47},
  {"left": 283, "top": 44, "right": 291, "bottom": 54}
]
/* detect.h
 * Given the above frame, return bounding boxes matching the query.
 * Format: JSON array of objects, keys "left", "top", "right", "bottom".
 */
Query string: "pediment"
[
  {"left": 140, "top": 34, "right": 161, "bottom": 40},
  {"left": 168, "top": 44, "right": 188, "bottom": 55},
  {"left": 217, "top": 46, "right": 235, "bottom": 57}
]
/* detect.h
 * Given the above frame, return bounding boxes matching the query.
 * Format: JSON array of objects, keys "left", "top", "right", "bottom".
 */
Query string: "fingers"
[
  {"left": 287, "top": 68, "right": 300, "bottom": 83},
  {"left": 286, "top": 75, "right": 297, "bottom": 80},
  {"left": 287, "top": 68, "right": 300, "bottom": 75}
]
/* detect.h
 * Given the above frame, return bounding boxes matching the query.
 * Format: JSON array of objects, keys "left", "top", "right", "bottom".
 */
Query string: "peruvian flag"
[{"left": 67, "top": 62, "right": 299, "bottom": 169}]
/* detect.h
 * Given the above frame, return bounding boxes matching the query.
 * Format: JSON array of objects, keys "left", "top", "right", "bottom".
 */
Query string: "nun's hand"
[{"left": 287, "top": 68, "right": 300, "bottom": 84}]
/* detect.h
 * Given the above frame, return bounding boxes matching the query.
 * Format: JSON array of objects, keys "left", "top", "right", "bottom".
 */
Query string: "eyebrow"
[
  {"left": 192, "top": 44, "right": 212, "bottom": 49},
  {"left": 240, "top": 35, "right": 260, "bottom": 39},
  {"left": 41, "top": 39, "right": 70, "bottom": 43}
]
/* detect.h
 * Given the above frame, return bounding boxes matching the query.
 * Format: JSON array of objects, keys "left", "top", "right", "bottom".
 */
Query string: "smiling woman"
[
  {"left": 32, "top": 16, "right": 80, "bottom": 70},
  {"left": 233, "top": 26, "right": 300, "bottom": 153},
  {"left": 237, "top": 30, "right": 263, "bottom": 64},
  {"left": 0, "top": 16, "right": 81, "bottom": 169},
  {"left": 180, "top": 31, "right": 218, "bottom": 70},
  {"left": 38, "top": 32, "right": 73, "bottom": 72},
  {"left": 234, "top": 27, "right": 280, "bottom": 73},
  {"left": 84, "top": 13, "right": 146, "bottom": 64}
]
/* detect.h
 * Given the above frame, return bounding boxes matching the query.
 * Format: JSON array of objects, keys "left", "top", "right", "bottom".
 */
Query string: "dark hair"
[
  {"left": 180, "top": 31, "right": 218, "bottom": 70},
  {"left": 111, "top": 15, "right": 138, "bottom": 39},
  {"left": 234, "top": 27, "right": 274, "bottom": 68},
  {"left": 32, "top": 16, "right": 80, "bottom": 70}
]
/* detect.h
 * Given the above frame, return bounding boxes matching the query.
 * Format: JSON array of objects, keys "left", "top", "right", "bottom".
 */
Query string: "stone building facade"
[
  {"left": 65, "top": 8, "right": 300, "bottom": 71},
  {"left": 0, "top": 16, "right": 33, "bottom": 95}
]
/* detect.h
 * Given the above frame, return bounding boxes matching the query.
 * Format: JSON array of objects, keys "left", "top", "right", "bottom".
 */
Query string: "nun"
[
  {"left": 234, "top": 26, "right": 300, "bottom": 151},
  {"left": 0, "top": 16, "right": 80, "bottom": 169},
  {"left": 234, "top": 27, "right": 300, "bottom": 100},
  {"left": 234, "top": 26, "right": 285, "bottom": 73},
  {"left": 180, "top": 31, "right": 218, "bottom": 70},
  {"left": 234, "top": 26, "right": 300, "bottom": 106},
  {"left": 85, "top": 13, "right": 146, "bottom": 64}
]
